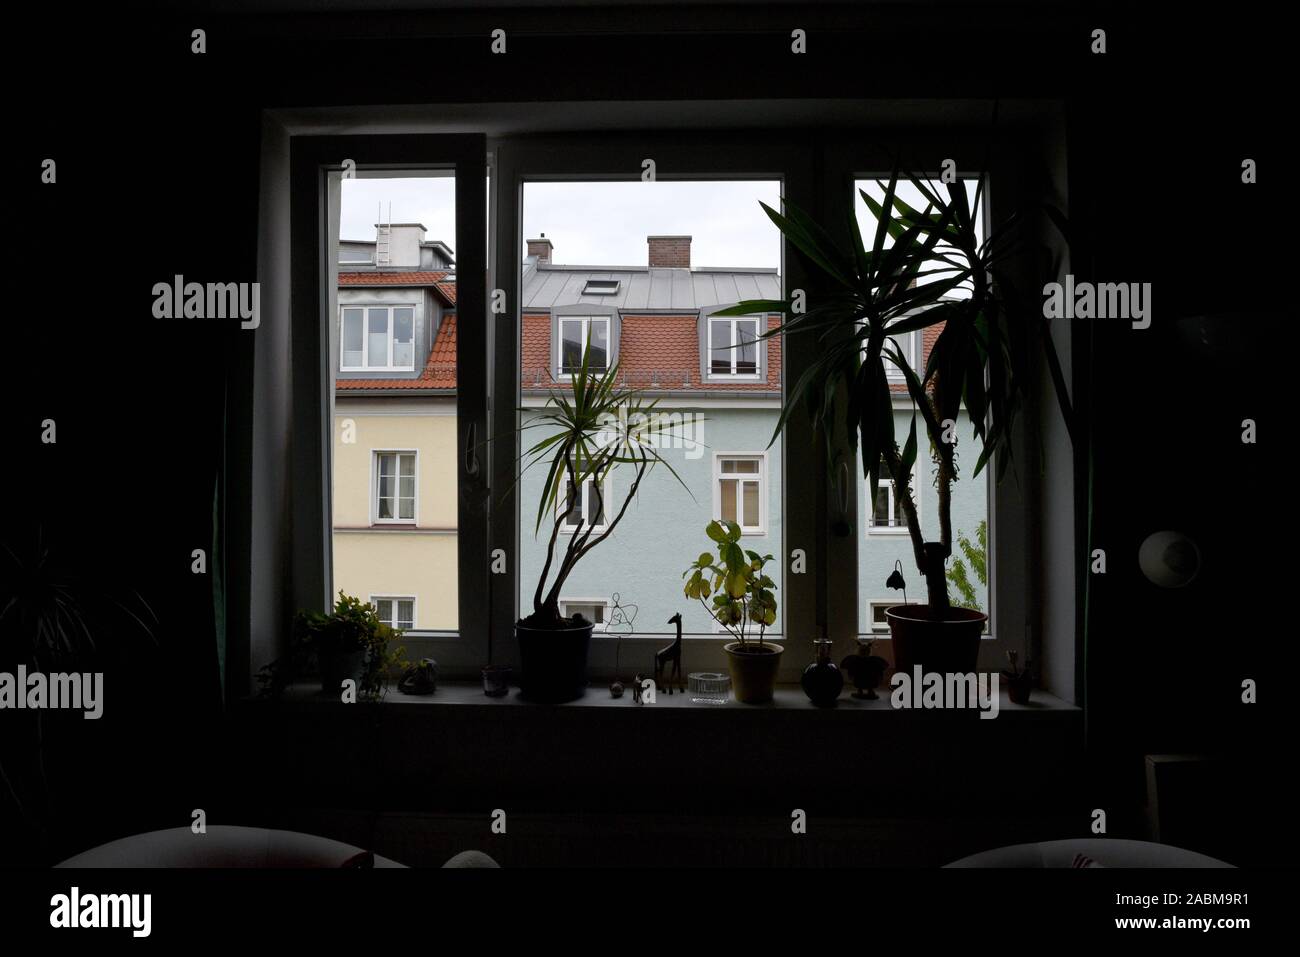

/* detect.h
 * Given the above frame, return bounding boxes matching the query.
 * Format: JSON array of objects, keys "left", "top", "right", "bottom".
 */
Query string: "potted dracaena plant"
[
  {"left": 681, "top": 520, "right": 779, "bottom": 703},
  {"left": 714, "top": 170, "right": 1073, "bottom": 674},
  {"left": 513, "top": 341, "right": 688, "bottom": 702}
]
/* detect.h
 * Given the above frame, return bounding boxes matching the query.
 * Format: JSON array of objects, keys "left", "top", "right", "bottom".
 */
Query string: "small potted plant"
[
  {"left": 682, "top": 520, "right": 780, "bottom": 703},
  {"left": 1001, "top": 650, "right": 1034, "bottom": 705},
  {"left": 263, "top": 592, "right": 404, "bottom": 700},
  {"left": 513, "top": 345, "right": 687, "bottom": 702}
]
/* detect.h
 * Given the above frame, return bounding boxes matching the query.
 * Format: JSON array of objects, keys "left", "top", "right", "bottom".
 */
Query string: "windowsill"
[{"left": 267, "top": 680, "right": 1077, "bottom": 715}]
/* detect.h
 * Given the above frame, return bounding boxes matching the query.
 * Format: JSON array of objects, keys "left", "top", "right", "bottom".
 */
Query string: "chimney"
[
  {"left": 376, "top": 222, "right": 426, "bottom": 268},
  {"left": 527, "top": 235, "right": 553, "bottom": 264},
  {"left": 647, "top": 235, "right": 691, "bottom": 268}
]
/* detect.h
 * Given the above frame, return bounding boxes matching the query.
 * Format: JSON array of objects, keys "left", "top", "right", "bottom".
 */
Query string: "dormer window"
[
  {"left": 558, "top": 316, "right": 611, "bottom": 376},
  {"left": 341, "top": 305, "right": 416, "bottom": 372},
  {"left": 582, "top": 279, "right": 620, "bottom": 296},
  {"left": 708, "top": 316, "right": 761, "bottom": 378}
]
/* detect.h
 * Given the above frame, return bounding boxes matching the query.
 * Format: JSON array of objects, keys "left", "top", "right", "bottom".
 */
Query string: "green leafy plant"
[
  {"left": 713, "top": 170, "right": 1072, "bottom": 615},
  {"left": 947, "top": 519, "right": 988, "bottom": 611},
  {"left": 259, "top": 592, "right": 405, "bottom": 700},
  {"left": 516, "top": 338, "right": 690, "bottom": 630},
  {"left": 681, "top": 520, "right": 777, "bottom": 647}
]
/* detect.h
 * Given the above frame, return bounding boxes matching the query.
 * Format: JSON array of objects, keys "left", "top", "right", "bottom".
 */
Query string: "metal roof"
[{"left": 520, "top": 260, "right": 781, "bottom": 311}]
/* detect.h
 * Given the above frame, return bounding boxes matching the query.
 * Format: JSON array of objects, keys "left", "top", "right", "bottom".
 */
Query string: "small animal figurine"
[
  {"left": 631, "top": 673, "right": 648, "bottom": 705},
  {"left": 655, "top": 613, "right": 685, "bottom": 694}
]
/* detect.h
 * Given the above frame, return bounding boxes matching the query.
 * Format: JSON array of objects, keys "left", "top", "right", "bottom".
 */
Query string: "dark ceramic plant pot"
[
  {"left": 885, "top": 604, "right": 987, "bottom": 676},
  {"left": 1003, "top": 672, "right": 1034, "bottom": 705},
  {"left": 319, "top": 648, "right": 366, "bottom": 695},
  {"left": 516, "top": 620, "right": 593, "bottom": 702},
  {"left": 724, "top": 641, "right": 784, "bottom": 704}
]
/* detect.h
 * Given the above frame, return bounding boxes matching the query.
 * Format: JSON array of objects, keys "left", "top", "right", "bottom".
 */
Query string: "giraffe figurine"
[{"left": 656, "top": 613, "right": 686, "bottom": 694}]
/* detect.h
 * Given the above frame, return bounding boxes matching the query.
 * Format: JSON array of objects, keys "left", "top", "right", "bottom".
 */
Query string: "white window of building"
[
  {"left": 885, "top": 330, "right": 918, "bottom": 381},
  {"left": 715, "top": 454, "right": 766, "bottom": 534},
  {"left": 865, "top": 600, "right": 894, "bottom": 634},
  {"left": 372, "top": 596, "right": 416, "bottom": 630},
  {"left": 558, "top": 316, "right": 611, "bottom": 376},
  {"left": 341, "top": 305, "right": 416, "bottom": 371},
  {"left": 374, "top": 451, "right": 417, "bottom": 523},
  {"left": 709, "top": 316, "right": 761, "bottom": 377},
  {"left": 558, "top": 598, "right": 610, "bottom": 630},
  {"left": 867, "top": 458, "right": 916, "bottom": 535},
  {"left": 559, "top": 474, "right": 609, "bottom": 533}
]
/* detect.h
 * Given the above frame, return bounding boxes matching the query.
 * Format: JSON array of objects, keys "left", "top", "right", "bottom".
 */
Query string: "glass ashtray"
[{"left": 688, "top": 672, "right": 731, "bottom": 705}]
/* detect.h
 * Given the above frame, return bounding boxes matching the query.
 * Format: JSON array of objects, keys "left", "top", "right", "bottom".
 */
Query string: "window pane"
[
  {"left": 736, "top": 320, "right": 758, "bottom": 374},
  {"left": 589, "top": 318, "right": 610, "bottom": 370},
  {"left": 742, "top": 480, "right": 760, "bottom": 527},
  {"left": 710, "top": 319, "right": 732, "bottom": 373},
  {"left": 376, "top": 598, "right": 393, "bottom": 622},
  {"left": 587, "top": 480, "right": 604, "bottom": 527},
  {"left": 560, "top": 320, "right": 584, "bottom": 373},
  {"left": 343, "top": 310, "right": 364, "bottom": 366},
  {"left": 872, "top": 484, "right": 891, "bottom": 526},
  {"left": 333, "top": 173, "right": 460, "bottom": 633},
  {"left": 367, "top": 309, "right": 389, "bottom": 367},
  {"left": 393, "top": 308, "right": 414, "bottom": 367},
  {"left": 563, "top": 481, "right": 581, "bottom": 527},
  {"left": 723, "top": 458, "right": 759, "bottom": 474},
  {"left": 720, "top": 478, "right": 737, "bottom": 523}
]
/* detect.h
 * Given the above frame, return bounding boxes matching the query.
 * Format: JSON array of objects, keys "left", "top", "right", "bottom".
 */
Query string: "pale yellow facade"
[{"left": 331, "top": 398, "right": 459, "bottom": 631}]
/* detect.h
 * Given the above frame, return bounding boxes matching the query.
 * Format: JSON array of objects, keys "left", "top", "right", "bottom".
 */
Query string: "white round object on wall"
[{"left": 1138, "top": 531, "right": 1200, "bottom": 588}]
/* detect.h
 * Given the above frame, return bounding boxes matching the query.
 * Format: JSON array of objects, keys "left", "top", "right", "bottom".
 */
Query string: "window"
[
  {"left": 372, "top": 596, "right": 415, "bottom": 630},
  {"left": 558, "top": 316, "right": 610, "bottom": 375},
  {"left": 339, "top": 248, "right": 374, "bottom": 264},
  {"left": 341, "top": 305, "right": 416, "bottom": 371},
  {"left": 867, "top": 457, "right": 914, "bottom": 534},
  {"left": 885, "top": 330, "right": 917, "bottom": 381},
  {"left": 560, "top": 474, "right": 608, "bottom": 533},
  {"left": 709, "top": 316, "right": 760, "bottom": 377},
  {"left": 715, "top": 455, "right": 765, "bottom": 534},
  {"left": 865, "top": 600, "right": 894, "bottom": 634},
  {"left": 558, "top": 598, "right": 609, "bottom": 630},
  {"left": 374, "top": 451, "right": 417, "bottom": 523},
  {"left": 582, "top": 280, "right": 620, "bottom": 295}
]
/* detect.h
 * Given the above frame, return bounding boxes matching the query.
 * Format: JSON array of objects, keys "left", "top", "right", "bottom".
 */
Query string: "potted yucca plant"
[
  {"left": 716, "top": 171, "right": 1072, "bottom": 673},
  {"left": 514, "top": 343, "right": 687, "bottom": 701}
]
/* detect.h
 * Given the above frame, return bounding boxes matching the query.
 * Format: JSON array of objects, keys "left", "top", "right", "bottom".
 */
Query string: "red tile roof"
[
  {"left": 336, "top": 312, "right": 457, "bottom": 392},
  {"left": 339, "top": 271, "right": 457, "bottom": 305}
]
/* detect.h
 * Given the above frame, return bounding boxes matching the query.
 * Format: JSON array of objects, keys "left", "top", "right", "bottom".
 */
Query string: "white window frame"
[
  {"left": 558, "top": 597, "right": 611, "bottom": 631},
  {"left": 866, "top": 460, "right": 918, "bottom": 537},
  {"left": 557, "top": 472, "right": 612, "bottom": 535},
  {"left": 864, "top": 598, "right": 897, "bottom": 635},
  {"left": 371, "top": 449, "right": 419, "bottom": 525},
  {"left": 340, "top": 303, "right": 418, "bottom": 372},
  {"left": 370, "top": 595, "right": 417, "bottom": 630},
  {"left": 557, "top": 315, "right": 611, "bottom": 379},
  {"left": 713, "top": 452, "right": 767, "bottom": 536},
  {"left": 707, "top": 315, "right": 763, "bottom": 380},
  {"left": 884, "top": 329, "right": 918, "bottom": 382}
]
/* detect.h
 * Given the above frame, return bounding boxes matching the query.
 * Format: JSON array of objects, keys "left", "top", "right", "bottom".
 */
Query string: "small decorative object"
[
  {"left": 609, "top": 680, "right": 625, "bottom": 699},
  {"left": 631, "top": 673, "right": 649, "bottom": 705},
  {"left": 885, "top": 560, "right": 908, "bottom": 603},
  {"left": 606, "top": 592, "right": 639, "bottom": 633},
  {"left": 655, "top": 613, "right": 686, "bottom": 694},
  {"left": 801, "top": 635, "right": 844, "bottom": 707},
  {"left": 398, "top": 657, "right": 439, "bottom": 695},
  {"left": 482, "top": 664, "right": 511, "bottom": 698},
  {"left": 1001, "top": 650, "right": 1034, "bottom": 705},
  {"left": 688, "top": 672, "right": 731, "bottom": 705},
  {"left": 841, "top": 638, "right": 889, "bottom": 699}
]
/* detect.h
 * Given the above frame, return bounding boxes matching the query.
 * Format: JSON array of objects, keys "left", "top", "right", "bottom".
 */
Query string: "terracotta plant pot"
[
  {"left": 724, "top": 641, "right": 784, "bottom": 704},
  {"left": 885, "top": 604, "right": 987, "bottom": 675},
  {"left": 1003, "top": 671, "right": 1034, "bottom": 705},
  {"left": 515, "top": 620, "right": 593, "bottom": 702}
]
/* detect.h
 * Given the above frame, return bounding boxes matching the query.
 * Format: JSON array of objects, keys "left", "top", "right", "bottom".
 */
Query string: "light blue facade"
[
  {"left": 518, "top": 402, "right": 988, "bottom": 641},
  {"left": 519, "top": 405, "right": 784, "bottom": 639}
]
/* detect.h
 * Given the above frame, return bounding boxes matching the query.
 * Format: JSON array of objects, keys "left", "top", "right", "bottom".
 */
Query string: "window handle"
[{"left": 464, "top": 420, "right": 480, "bottom": 477}]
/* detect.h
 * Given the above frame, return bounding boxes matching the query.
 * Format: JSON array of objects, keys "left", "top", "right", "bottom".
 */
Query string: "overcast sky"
[{"left": 340, "top": 175, "right": 979, "bottom": 276}]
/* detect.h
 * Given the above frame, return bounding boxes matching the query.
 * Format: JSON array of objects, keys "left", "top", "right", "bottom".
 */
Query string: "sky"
[
  {"left": 339, "top": 175, "right": 979, "bottom": 276},
  {"left": 341, "top": 176, "right": 782, "bottom": 269}
]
